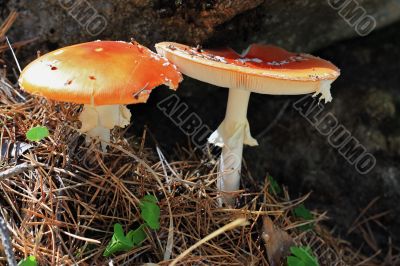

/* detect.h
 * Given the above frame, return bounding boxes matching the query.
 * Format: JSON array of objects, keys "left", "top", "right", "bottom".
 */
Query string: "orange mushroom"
[
  {"left": 156, "top": 42, "right": 340, "bottom": 204},
  {"left": 19, "top": 40, "right": 182, "bottom": 151}
]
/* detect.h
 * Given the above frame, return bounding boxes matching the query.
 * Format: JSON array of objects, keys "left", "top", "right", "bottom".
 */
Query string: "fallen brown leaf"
[{"left": 261, "top": 216, "right": 294, "bottom": 266}]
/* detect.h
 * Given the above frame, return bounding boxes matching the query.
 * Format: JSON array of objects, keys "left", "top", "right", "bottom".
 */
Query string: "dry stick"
[
  {"left": 0, "top": 39, "right": 37, "bottom": 54},
  {"left": 155, "top": 146, "right": 174, "bottom": 261},
  {"left": 0, "top": 11, "right": 17, "bottom": 38},
  {"left": 348, "top": 197, "right": 380, "bottom": 234},
  {"left": 169, "top": 218, "right": 249, "bottom": 266},
  {"left": 0, "top": 215, "right": 17, "bottom": 266},
  {"left": 62, "top": 231, "right": 101, "bottom": 244},
  {"left": 5, "top": 36, "right": 21, "bottom": 73},
  {"left": 0, "top": 162, "right": 34, "bottom": 181},
  {"left": 156, "top": 146, "right": 171, "bottom": 193},
  {"left": 155, "top": 146, "right": 197, "bottom": 187}
]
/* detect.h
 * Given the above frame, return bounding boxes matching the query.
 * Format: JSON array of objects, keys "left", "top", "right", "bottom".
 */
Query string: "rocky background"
[
  {"left": 4, "top": 0, "right": 400, "bottom": 53},
  {"left": 3, "top": 0, "right": 400, "bottom": 259}
]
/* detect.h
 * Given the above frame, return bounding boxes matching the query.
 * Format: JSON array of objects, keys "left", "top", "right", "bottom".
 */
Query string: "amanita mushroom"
[
  {"left": 156, "top": 42, "right": 340, "bottom": 203},
  {"left": 19, "top": 41, "right": 182, "bottom": 151}
]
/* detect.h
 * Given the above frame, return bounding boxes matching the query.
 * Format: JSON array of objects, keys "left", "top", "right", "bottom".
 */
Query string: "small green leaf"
[
  {"left": 267, "top": 175, "right": 282, "bottom": 195},
  {"left": 287, "top": 256, "right": 306, "bottom": 266},
  {"left": 18, "top": 255, "right": 37, "bottom": 266},
  {"left": 287, "top": 246, "right": 319, "bottom": 266},
  {"left": 103, "top": 223, "right": 134, "bottom": 257},
  {"left": 294, "top": 204, "right": 314, "bottom": 231},
  {"left": 141, "top": 194, "right": 158, "bottom": 204},
  {"left": 26, "top": 126, "right": 49, "bottom": 142},
  {"left": 127, "top": 224, "right": 147, "bottom": 246},
  {"left": 140, "top": 195, "right": 160, "bottom": 230},
  {"left": 294, "top": 204, "right": 313, "bottom": 220}
]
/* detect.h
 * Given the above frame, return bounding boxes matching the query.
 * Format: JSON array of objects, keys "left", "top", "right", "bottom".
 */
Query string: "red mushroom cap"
[
  {"left": 155, "top": 42, "right": 340, "bottom": 96},
  {"left": 19, "top": 41, "right": 182, "bottom": 105}
]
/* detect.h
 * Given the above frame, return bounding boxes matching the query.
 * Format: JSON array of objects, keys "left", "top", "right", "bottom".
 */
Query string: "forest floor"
[{"left": 0, "top": 12, "right": 398, "bottom": 266}]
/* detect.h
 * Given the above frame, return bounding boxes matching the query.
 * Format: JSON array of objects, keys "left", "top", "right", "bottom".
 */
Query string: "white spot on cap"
[
  {"left": 289, "top": 55, "right": 309, "bottom": 62},
  {"left": 266, "top": 56, "right": 309, "bottom": 66},
  {"left": 236, "top": 58, "right": 263, "bottom": 63},
  {"left": 267, "top": 60, "right": 290, "bottom": 66},
  {"left": 150, "top": 53, "right": 161, "bottom": 60},
  {"left": 53, "top": 50, "right": 64, "bottom": 55},
  {"left": 214, "top": 56, "right": 227, "bottom": 63},
  {"left": 95, "top": 48, "right": 104, "bottom": 52}
]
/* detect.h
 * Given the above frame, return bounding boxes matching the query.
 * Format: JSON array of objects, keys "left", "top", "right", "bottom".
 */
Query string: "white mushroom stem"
[
  {"left": 78, "top": 104, "right": 131, "bottom": 152},
  {"left": 208, "top": 88, "right": 258, "bottom": 204}
]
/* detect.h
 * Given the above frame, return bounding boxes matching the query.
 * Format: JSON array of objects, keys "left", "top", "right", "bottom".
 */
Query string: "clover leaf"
[
  {"left": 287, "top": 246, "right": 319, "bottom": 266},
  {"left": 18, "top": 255, "right": 37, "bottom": 266},
  {"left": 140, "top": 195, "right": 160, "bottom": 230},
  {"left": 26, "top": 126, "right": 49, "bottom": 142}
]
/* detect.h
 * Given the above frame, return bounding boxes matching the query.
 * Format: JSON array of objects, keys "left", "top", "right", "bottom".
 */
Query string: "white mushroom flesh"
[
  {"left": 208, "top": 88, "right": 258, "bottom": 205},
  {"left": 78, "top": 104, "right": 131, "bottom": 152}
]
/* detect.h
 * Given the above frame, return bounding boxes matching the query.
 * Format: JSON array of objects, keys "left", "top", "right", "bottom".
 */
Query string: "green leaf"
[
  {"left": 140, "top": 195, "right": 160, "bottom": 230},
  {"left": 141, "top": 194, "right": 158, "bottom": 204},
  {"left": 18, "top": 255, "right": 37, "bottom": 266},
  {"left": 267, "top": 175, "right": 282, "bottom": 195},
  {"left": 103, "top": 223, "right": 134, "bottom": 257},
  {"left": 294, "top": 204, "right": 313, "bottom": 220},
  {"left": 26, "top": 126, "right": 49, "bottom": 142},
  {"left": 127, "top": 224, "right": 147, "bottom": 246},
  {"left": 293, "top": 204, "right": 314, "bottom": 231},
  {"left": 287, "top": 256, "right": 306, "bottom": 266},
  {"left": 287, "top": 246, "right": 319, "bottom": 266}
]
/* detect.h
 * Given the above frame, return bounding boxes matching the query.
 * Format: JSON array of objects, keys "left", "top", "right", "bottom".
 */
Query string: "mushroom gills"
[{"left": 78, "top": 104, "right": 132, "bottom": 151}]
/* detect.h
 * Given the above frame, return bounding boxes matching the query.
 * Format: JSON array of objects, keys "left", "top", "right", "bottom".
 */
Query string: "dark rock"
[
  {"left": 216, "top": 0, "right": 400, "bottom": 52},
  {"left": 4, "top": 0, "right": 400, "bottom": 59},
  {"left": 5, "top": 0, "right": 262, "bottom": 52}
]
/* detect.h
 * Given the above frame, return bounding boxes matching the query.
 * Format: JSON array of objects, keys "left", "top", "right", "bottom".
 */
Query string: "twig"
[
  {"left": 0, "top": 215, "right": 17, "bottom": 266},
  {"left": 169, "top": 218, "right": 249, "bottom": 266},
  {"left": 155, "top": 146, "right": 174, "bottom": 261},
  {"left": 0, "top": 11, "right": 17, "bottom": 39},
  {"left": 348, "top": 197, "right": 380, "bottom": 234},
  {"left": 5, "top": 36, "right": 21, "bottom": 73},
  {"left": 61, "top": 231, "right": 101, "bottom": 244},
  {"left": 156, "top": 146, "right": 198, "bottom": 188},
  {"left": 0, "top": 162, "right": 34, "bottom": 181},
  {"left": 156, "top": 146, "right": 171, "bottom": 193}
]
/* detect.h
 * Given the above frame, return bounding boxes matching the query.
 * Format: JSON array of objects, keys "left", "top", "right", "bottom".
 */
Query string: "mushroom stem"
[
  {"left": 78, "top": 104, "right": 131, "bottom": 152},
  {"left": 208, "top": 88, "right": 258, "bottom": 204}
]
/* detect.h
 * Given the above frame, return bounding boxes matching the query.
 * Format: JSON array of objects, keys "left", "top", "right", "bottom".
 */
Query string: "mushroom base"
[
  {"left": 78, "top": 104, "right": 132, "bottom": 151},
  {"left": 208, "top": 88, "right": 258, "bottom": 205}
]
